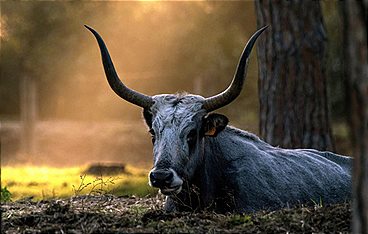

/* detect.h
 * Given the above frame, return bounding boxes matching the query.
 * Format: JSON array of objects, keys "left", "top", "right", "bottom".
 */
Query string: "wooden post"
[{"left": 20, "top": 76, "right": 37, "bottom": 155}]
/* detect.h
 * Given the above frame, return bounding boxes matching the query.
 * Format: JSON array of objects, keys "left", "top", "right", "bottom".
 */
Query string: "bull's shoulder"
[{"left": 224, "top": 126, "right": 263, "bottom": 142}]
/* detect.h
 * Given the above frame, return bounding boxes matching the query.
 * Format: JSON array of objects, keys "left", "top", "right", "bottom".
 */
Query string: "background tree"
[
  {"left": 341, "top": 1, "right": 368, "bottom": 233},
  {"left": 0, "top": 2, "right": 109, "bottom": 155},
  {"left": 255, "top": 0, "right": 334, "bottom": 151}
]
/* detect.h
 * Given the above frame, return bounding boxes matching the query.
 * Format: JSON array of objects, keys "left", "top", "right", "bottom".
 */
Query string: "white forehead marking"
[{"left": 151, "top": 94, "right": 206, "bottom": 131}]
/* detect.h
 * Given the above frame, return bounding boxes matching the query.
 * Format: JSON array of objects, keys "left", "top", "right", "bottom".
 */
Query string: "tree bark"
[
  {"left": 342, "top": 1, "right": 368, "bottom": 233},
  {"left": 255, "top": 0, "right": 334, "bottom": 151}
]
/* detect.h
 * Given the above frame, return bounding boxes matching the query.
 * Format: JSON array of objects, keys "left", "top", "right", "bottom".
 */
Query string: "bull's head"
[{"left": 85, "top": 25, "right": 267, "bottom": 195}]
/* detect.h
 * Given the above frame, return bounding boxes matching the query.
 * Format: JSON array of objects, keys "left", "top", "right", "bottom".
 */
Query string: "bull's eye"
[{"left": 187, "top": 129, "right": 197, "bottom": 146}]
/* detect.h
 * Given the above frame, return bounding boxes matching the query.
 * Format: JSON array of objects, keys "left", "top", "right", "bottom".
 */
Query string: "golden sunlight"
[{"left": 1, "top": 165, "right": 156, "bottom": 201}]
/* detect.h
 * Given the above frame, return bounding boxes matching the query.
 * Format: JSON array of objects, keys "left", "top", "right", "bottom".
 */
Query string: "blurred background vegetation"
[{"left": 0, "top": 1, "right": 350, "bottom": 169}]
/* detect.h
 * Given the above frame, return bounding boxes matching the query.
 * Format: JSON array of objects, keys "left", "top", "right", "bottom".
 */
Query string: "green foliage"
[
  {"left": 227, "top": 214, "right": 253, "bottom": 226},
  {"left": 1, "top": 186, "right": 12, "bottom": 202}
]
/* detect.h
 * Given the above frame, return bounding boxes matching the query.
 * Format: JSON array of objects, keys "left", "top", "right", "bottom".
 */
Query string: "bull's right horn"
[{"left": 85, "top": 25, "right": 154, "bottom": 109}]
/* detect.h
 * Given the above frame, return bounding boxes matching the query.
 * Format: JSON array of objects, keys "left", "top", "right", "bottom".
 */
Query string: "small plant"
[
  {"left": 311, "top": 197, "right": 324, "bottom": 209},
  {"left": 72, "top": 174, "right": 92, "bottom": 196},
  {"left": 88, "top": 176, "right": 120, "bottom": 195},
  {"left": 72, "top": 174, "right": 121, "bottom": 196},
  {"left": 1, "top": 186, "right": 12, "bottom": 202},
  {"left": 130, "top": 204, "right": 148, "bottom": 216},
  {"left": 228, "top": 214, "right": 253, "bottom": 226}
]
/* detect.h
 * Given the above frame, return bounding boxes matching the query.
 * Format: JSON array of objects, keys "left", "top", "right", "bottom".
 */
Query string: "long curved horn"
[
  {"left": 203, "top": 26, "right": 268, "bottom": 112},
  {"left": 85, "top": 25, "right": 154, "bottom": 109}
]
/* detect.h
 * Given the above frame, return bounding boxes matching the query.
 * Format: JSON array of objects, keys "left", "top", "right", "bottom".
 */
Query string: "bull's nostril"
[
  {"left": 166, "top": 172, "right": 173, "bottom": 181},
  {"left": 149, "top": 169, "right": 174, "bottom": 187}
]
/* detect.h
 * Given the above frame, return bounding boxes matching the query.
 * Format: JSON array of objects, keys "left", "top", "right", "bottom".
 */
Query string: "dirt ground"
[{"left": 1, "top": 194, "right": 351, "bottom": 233}]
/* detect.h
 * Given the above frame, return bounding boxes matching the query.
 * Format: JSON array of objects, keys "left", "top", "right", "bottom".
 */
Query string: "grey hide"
[{"left": 146, "top": 94, "right": 351, "bottom": 213}]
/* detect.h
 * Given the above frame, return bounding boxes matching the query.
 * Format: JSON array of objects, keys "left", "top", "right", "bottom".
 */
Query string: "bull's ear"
[
  {"left": 143, "top": 109, "right": 153, "bottom": 128},
  {"left": 203, "top": 113, "right": 229, "bottom": 137}
]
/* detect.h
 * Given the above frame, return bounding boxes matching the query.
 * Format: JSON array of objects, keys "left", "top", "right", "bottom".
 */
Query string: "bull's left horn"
[
  {"left": 203, "top": 25, "right": 268, "bottom": 112},
  {"left": 85, "top": 25, "right": 154, "bottom": 109}
]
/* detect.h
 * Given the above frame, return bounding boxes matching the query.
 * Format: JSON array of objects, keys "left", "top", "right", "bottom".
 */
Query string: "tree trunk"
[
  {"left": 255, "top": 0, "right": 334, "bottom": 151},
  {"left": 342, "top": 1, "right": 368, "bottom": 233},
  {"left": 20, "top": 75, "right": 37, "bottom": 155}
]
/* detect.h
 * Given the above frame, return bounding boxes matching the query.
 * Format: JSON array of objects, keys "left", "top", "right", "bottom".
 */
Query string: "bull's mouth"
[
  {"left": 160, "top": 185, "right": 182, "bottom": 195},
  {"left": 149, "top": 168, "right": 183, "bottom": 196}
]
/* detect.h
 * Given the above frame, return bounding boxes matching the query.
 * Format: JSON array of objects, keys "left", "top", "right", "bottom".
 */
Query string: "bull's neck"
[{"left": 172, "top": 131, "right": 235, "bottom": 212}]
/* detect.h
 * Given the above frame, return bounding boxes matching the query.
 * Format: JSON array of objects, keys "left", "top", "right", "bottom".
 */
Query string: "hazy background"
[{"left": 0, "top": 1, "right": 349, "bottom": 168}]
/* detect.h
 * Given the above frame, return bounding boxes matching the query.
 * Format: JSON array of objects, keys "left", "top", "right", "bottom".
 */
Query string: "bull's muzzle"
[{"left": 149, "top": 168, "right": 183, "bottom": 195}]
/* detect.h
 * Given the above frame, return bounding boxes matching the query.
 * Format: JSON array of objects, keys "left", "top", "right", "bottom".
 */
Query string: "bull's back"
[
  {"left": 216, "top": 128, "right": 352, "bottom": 212},
  {"left": 300, "top": 149, "right": 352, "bottom": 171}
]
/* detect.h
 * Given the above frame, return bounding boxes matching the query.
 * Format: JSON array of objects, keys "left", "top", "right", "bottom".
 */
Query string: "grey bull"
[{"left": 85, "top": 25, "right": 352, "bottom": 213}]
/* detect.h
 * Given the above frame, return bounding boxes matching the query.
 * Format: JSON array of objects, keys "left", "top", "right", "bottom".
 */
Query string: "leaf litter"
[{"left": 1, "top": 194, "right": 351, "bottom": 233}]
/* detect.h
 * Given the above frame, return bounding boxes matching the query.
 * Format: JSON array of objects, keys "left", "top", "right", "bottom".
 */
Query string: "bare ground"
[{"left": 1, "top": 195, "right": 351, "bottom": 233}]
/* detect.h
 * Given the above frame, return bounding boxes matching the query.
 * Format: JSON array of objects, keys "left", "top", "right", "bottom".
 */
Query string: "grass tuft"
[{"left": 1, "top": 186, "right": 12, "bottom": 202}]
